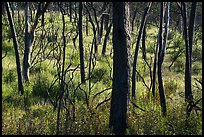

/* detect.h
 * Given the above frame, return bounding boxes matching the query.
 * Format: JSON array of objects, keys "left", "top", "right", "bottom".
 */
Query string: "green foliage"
[
  {"left": 4, "top": 70, "right": 16, "bottom": 84},
  {"left": 91, "top": 68, "right": 106, "bottom": 83},
  {"left": 2, "top": 7, "right": 202, "bottom": 135},
  {"left": 2, "top": 40, "right": 14, "bottom": 54},
  {"left": 192, "top": 44, "right": 202, "bottom": 61},
  {"left": 164, "top": 78, "right": 178, "bottom": 95},
  {"left": 32, "top": 71, "right": 58, "bottom": 100},
  {"left": 47, "top": 34, "right": 57, "bottom": 43},
  {"left": 146, "top": 42, "right": 155, "bottom": 54},
  {"left": 173, "top": 56, "right": 185, "bottom": 73},
  {"left": 192, "top": 62, "right": 202, "bottom": 75}
]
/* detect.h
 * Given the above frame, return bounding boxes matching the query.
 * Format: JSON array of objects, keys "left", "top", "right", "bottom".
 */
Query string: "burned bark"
[{"left": 109, "top": 2, "right": 130, "bottom": 135}]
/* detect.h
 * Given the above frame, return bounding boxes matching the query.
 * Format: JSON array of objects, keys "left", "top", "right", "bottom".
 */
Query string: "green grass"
[{"left": 2, "top": 10, "right": 202, "bottom": 135}]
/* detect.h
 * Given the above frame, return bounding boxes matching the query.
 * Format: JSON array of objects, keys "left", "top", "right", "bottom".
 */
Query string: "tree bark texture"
[
  {"left": 182, "top": 2, "right": 196, "bottom": 102},
  {"left": 79, "top": 2, "right": 86, "bottom": 83},
  {"left": 109, "top": 2, "right": 131, "bottom": 135}
]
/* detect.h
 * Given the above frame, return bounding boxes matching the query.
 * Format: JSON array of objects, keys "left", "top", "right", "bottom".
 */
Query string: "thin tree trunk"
[
  {"left": 131, "top": 7, "right": 137, "bottom": 32},
  {"left": 79, "top": 2, "right": 86, "bottom": 83},
  {"left": 23, "top": 2, "right": 33, "bottom": 82},
  {"left": 69, "top": 2, "right": 72, "bottom": 22},
  {"left": 56, "top": 7, "right": 67, "bottom": 134},
  {"left": 179, "top": 14, "right": 183, "bottom": 33},
  {"left": 30, "top": 3, "right": 33, "bottom": 22},
  {"left": 182, "top": 2, "right": 196, "bottom": 102},
  {"left": 5, "top": 2, "right": 24, "bottom": 95},
  {"left": 132, "top": 2, "right": 152, "bottom": 98},
  {"left": 104, "top": 5, "right": 110, "bottom": 32},
  {"left": 102, "top": 22, "right": 112, "bottom": 56},
  {"left": 90, "top": 2, "right": 100, "bottom": 53},
  {"left": 74, "top": 2, "right": 77, "bottom": 20},
  {"left": 2, "top": 2, "right": 6, "bottom": 15},
  {"left": 142, "top": 21, "right": 147, "bottom": 73},
  {"left": 86, "top": 14, "right": 89, "bottom": 36},
  {"left": 41, "top": 3, "right": 45, "bottom": 27},
  {"left": 157, "top": 2, "right": 169, "bottom": 116},
  {"left": 151, "top": 38, "right": 159, "bottom": 97},
  {"left": 188, "top": 2, "right": 197, "bottom": 71},
  {"left": 109, "top": 2, "right": 130, "bottom": 135},
  {"left": 84, "top": 3, "right": 97, "bottom": 57},
  {"left": 98, "top": 14, "right": 104, "bottom": 44},
  {"left": 22, "top": 2, "right": 50, "bottom": 82},
  {"left": 142, "top": 22, "right": 147, "bottom": 61}
]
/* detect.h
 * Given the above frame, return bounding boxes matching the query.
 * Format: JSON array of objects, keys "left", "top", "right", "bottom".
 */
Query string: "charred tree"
[
  {"left": 69, "top": 2, "right": 72, "bottom": 22},
  {"left": 181, "top": 2, "right": 197, "bottom": 102},
  {"left": 131, "top": 6, "right": 137, "bottom": 32},
  {"left": 5, "top": 2, "right": 24, "bottom": 95},
  {"left": 109, "top": 2, "right": 131, "bottom": 135},
  {"left": 157, "top": 2, "right": 170, "bottom": 116},
  {"left": 131, "top": 2, "right": 152, "bottom": 98},
  {"left": 78, "top": 2, "right": 86, "bottom": 83},
  {"left": 102, "top": 22, "right": 112, "bottom": 56}
]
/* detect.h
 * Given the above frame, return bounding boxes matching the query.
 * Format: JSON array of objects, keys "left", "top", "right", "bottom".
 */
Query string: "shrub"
[
  {"left": 192, "top": 44, "right": 202, "bottom": 61},
  {"left": 164, "top": 79, "right": 177, "bottom": 96},
  {"left": 4, "top": 70, "right": 16, "bottom": 84},
  {"left": 91, "top": 67, "right": 111, "bottom": 86},
  {"left": 192, "top": 62, "right": 202, "bottom": 75},
  {"left": 32, "top": 72, "right": 58, "bottom": 100},
  {"left": 173, "top": 57, "right": 185, "bottom": 73}
]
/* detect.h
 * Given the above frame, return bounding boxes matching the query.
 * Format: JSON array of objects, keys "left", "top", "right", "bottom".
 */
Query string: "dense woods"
[{"left": 2, "top": 2, "right": 202, "bottom": 135}]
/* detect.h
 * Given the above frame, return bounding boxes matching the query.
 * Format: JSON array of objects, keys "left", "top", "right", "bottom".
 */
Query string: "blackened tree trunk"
[
  {"left": 182, "top": 3, "right": 191, "bottom": 102},
  {"left": 86, "top": 14, "right": 89, "bottom": 36},
  {"left": 69, "top": 2, "right": 72, "bottom": 22},
  {"left": 84, "top": 3, "right": 97, "bottom": 57},
  {"left": 98, "top": 14, "right": 104, "bottom": 44},
  {"left": 131, "top": 7, "right": 137, "bottom": 32},
  {"left": 104, "top": 5, "right": 110, "bottom": 32},
  {"left": 188, "top": 2, "right": 197, "bottom": 74},
  {"left": 151, "top": 37, "right": 159, "bottom": 97},
  {"left": 2, "top": 2, "right": 5, "bottom": 15},
  {"left": 109, "top": 2, "right": 130, "bottom": 135},
  {"left": 41, "top": 3, "right": 45, "bottom": 27},
  {"left": 102, "top": 22, "right": 112, "bottom": 56},
  {"left": 5, "top": 2, "right": 24, "bottom": 95},
  {"left": 182, "top": 2, "right": 196, "bottom": 102},
  {"left": 79, "top": 2, "right": 86, "bottom": 83},
  {"left": 142, "top": 22, "right": 147, "bottom": 61},
  {"left": 142, "top": 21, "right": 147, "bottom": 73},
  {"left": 157, "top": 2, "right": 170, "bottom": 116},
  {"left": 132, "top": 2, "right": 152, "bottom": 98},
  {"left": 56, "top": 6, "right": 67, "bottom": 134}
]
